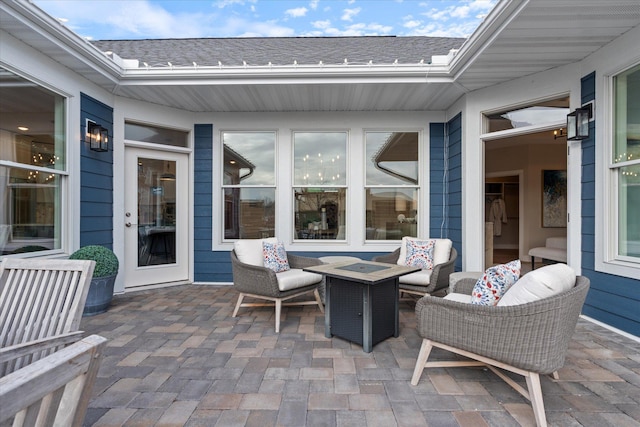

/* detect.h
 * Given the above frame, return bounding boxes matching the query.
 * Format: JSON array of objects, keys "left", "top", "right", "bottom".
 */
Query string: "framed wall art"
[{"left": 542, "top": 170, "right": 567, "bottom": 228}]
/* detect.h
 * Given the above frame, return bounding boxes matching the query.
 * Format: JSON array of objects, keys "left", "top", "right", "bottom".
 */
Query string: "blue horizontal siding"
[
  {"left": 80, "top": 93, "right": 113, "bottom": 248},
  {"left": 578, "top": 72, "right": 639, "bottom": 337},
  {"left": 193, "top": 124, "right": 217, "bottom": 282},
  {"left": 429, "top": 115, "right": 463, "bottom": 271}
]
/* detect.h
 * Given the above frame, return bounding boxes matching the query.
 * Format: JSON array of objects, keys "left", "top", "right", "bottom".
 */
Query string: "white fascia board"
[
  {"left": 1, "top": 0, "right": 122, "bottom": 84},
  {"left": 448, "top": 0, "right": 530, "bottom": 80},
  {"left": 117, "top": 64, "right": 452, "bottom": 84}
]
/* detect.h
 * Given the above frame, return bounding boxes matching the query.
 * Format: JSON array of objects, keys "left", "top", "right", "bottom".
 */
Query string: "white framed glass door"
[{"left": 124, "top": 147, "right": 188, "bottom": 288}]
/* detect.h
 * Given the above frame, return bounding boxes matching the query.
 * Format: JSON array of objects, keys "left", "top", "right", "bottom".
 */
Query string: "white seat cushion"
[
  {"left": 234, "top": 238, "right": 278, "bottom": 266},
  {"left": 399, "top": 269, "right": 432, "bottom": 286},
  {"left": 443, "top": 293, "right": 472, "bottom": 303},
  {"left": 528, "top": 247, "right": 567, "bottom": 262},
  {"left": 276, "top": 269, "right": 323, "bottom": 291},
  {"left": 498, "top": 263, "right": 576, "bottom": 306}
]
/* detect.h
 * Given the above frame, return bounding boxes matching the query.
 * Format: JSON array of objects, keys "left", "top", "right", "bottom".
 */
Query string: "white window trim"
[
  {"left": 218, "top": 130, "right": 278, "bottom": 244},
  {"left": 213, "top": 122, "right": 429, "bottom": 252},
  {"left": 595, "top": 61, "right": 640, "bottom": 279},
  {"left": 363, "top": 129, "right": 424, "bottom": 243},
  {"left": 291, "top": 130, "right": 349, "bottom": 244}
]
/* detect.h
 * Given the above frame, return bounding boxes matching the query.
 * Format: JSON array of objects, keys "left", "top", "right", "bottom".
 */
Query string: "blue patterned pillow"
[
  {"left": 471, "top": 259, "right": 521, "bottom": 306},
  {"left": 262, "top": 241, "right": 290, "bottom": 273},
  {"left": 404, "top": 239, "right": 436, "bottom": 269}
]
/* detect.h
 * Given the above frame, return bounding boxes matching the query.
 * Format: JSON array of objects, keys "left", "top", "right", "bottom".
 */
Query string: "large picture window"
[
  {"left": 0, "top": 69, "right": 66, "bottom": 256},
  {"left": 365, "top": 131, "right": 419, "bottom": 240},
  {"left": 612, "top": 63, "right": 640, "bottom": 261},
  {"left": 293, "top": 132, "right": 347, "bottom": 240},
  {"left": 222, "top": 132, "right": 276, "bottom": 239}
]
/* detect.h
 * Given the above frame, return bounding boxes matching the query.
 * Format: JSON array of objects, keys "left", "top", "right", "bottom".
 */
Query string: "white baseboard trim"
[
  {"left": 192, "top": 281, "right": 233, "bottom": 286},
  {"left": 581, "top": 315, "right": 640, "bottom": 343}
]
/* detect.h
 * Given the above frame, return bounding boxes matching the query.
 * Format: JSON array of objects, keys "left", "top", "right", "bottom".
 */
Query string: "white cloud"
[
  {"left": 341, "top": 7, "right": 361, "bottom": 21},
  {"left": 450, "top": 6, "right": 471, "bottom": 19},
  {"left": 309, "top": 0, "right": 319, "bottom": 10},
  {"left": 312, "top": 20, "right": 332, "bottom": 29},
  {"left": 408, "top": 20, "right": 480, "bottom": 38},
  {"left": 215, "top": 0, "right": 256, "bottom": 8},
  {"left": 321, "top": 22, "right": 393, "bottom": 37},
  {"left": 403, "top": 20, "right": 421, "bottom": 29},
  {"left": 422, "top": 0, "right": 496, "bottom": 22},
  {"left": 285, "top": 7, "right": 308, "bottom": 18},
  {"left": 35, "top": 1, "right": 215, "bottom": 39},
  {"left": 219, "top": 17, "right": 296, "bottom": 37}
]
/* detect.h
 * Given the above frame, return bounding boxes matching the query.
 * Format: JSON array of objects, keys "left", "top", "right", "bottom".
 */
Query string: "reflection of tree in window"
[
  {"left": 293, "top": 132, "right": 347, "bottom": 240},
  {"left": 365, "top": 132, "right": 419, "bottom": 240},
  {"left": 222, "top": 132, "right": 276, "bottom": 239}
]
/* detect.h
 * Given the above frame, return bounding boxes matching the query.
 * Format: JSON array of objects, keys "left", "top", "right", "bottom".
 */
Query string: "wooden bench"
[
  {"left": 0, "top": 334, "right": 107, "bottom": 427},
  {"left": 0, "top": 258, "right": 95, "bottom": 376}
]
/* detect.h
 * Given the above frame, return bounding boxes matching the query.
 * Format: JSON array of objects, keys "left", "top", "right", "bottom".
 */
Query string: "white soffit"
[
  {"left": 453, "top": 0, "right": 640, "bottom": 91},
  {"left": 1, "top": 0, "right": 640, "bottom": 112}
]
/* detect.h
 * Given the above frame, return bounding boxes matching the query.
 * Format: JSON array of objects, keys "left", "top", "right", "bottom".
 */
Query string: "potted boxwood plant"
[{"left": 69, "top": 245, "right": 119, "bottom": 316}]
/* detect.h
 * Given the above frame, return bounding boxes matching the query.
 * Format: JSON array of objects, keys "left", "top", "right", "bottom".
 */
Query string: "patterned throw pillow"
[
  {"left": 262, "top": 241, "right": 290, "bottom": 273},
  {"left": 404, "top": 239, "right": 436, "bottom": 269},
  {"left": 470, "top": 259, "right": 521, "bottom": 306}
]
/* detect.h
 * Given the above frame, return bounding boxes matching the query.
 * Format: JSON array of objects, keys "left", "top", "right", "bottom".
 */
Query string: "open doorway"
[
  {"left": 484, "top": 130, "right": 568, "bottom": 273},
  {"left": 485, "top": 172, "right": 521, "bottom": 268}
]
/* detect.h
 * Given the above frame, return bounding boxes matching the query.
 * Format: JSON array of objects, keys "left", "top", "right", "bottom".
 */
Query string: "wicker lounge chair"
[
  {"left": 373, "top": 238, "right": 457, "bottom": 298},
  {"left": 230, "top": 245, "right": 324, "bottom": 333},
  {"left": 411, "top": 274, "right": 590, "bottom": 427}
]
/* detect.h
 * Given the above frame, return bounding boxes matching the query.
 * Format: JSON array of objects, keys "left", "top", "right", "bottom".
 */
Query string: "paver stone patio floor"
[{"left": 80, "top": 284, "right": 640, "bottom": 427}]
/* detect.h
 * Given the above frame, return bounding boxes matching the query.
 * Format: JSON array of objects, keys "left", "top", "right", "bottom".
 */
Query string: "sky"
[{"left": 34, "top": 0, "right": 498, "bottom": 40}]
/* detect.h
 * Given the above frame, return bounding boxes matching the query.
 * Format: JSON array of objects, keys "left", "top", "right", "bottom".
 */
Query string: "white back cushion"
[
  {"left": 234, "top": 238, "right": 278, "bottom": 266},
  {"left": 498, "top": 263, "right": 576, "bottom": 306},
  {"left": 397, "top": 237, "right": 452, "bottom": 267},
  {"left": 433, "top": 239, "right": 453, "bottom": 265}
]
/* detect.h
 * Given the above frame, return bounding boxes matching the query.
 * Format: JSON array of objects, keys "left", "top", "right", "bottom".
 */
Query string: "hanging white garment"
[{"left": 488, "top": 198, "right": 507, "bottom": 236}]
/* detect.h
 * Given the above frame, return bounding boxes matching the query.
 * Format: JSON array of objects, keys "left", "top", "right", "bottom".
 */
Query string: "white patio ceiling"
[{"left": 1, "top": 0, "right": 640, "bottom": 113}]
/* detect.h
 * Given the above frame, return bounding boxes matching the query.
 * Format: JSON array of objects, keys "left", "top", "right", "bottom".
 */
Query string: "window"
[
  {"left": 222, "top": 132, "right": 276, "bottom": 239},
  {"left": 293, "top": 132, "right": 347, "bottom": 240},
  {"left": 0, "top": 68, "right": 66, "bottom": 256},
  {"left": 365, "top": 132, "right": 419, "bottom": 240},
  {"left": 485, "top": 97, "right": 570, "bottom": 132},
  {"left": 612, "top": 63, "right": 640, "bottom": 261},
  {"left": 125, "top": 122, "right": 188, "bottom": 147}
]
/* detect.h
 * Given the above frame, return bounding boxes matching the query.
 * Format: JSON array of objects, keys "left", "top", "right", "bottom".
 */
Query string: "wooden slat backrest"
[
  {"left": 0, "top": 334, "right": 107, "bottom": 427},
  {"left": 0, "top": 258, "right": 95, "bottom": 375}
]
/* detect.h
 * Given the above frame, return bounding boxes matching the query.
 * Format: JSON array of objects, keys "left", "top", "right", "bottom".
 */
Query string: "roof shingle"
[{"left": 91, "top": 36, "right": 466, "bottom": 67}]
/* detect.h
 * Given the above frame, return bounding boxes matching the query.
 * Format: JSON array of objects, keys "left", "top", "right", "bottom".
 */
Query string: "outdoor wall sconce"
[
  {"left": 566, "top": 104, "right": 592, "bottom": 141},
  {"left": 85, "top": 120, "right": 109, "bottom": 152}
]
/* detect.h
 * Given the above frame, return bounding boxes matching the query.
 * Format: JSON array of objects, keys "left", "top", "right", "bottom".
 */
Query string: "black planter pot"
[{"left": 83, "top": 274, "right": 117, "bottom": 316}]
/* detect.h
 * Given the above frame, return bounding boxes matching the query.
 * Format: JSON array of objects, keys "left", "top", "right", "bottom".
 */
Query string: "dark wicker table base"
[{"left": 325, "top": 276, "right": 399, "bottom": 353}]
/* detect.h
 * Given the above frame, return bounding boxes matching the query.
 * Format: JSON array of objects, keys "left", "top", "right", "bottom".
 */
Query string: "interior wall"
[{"left": 485, "top": 131, "right": 567, "bottom": 260}]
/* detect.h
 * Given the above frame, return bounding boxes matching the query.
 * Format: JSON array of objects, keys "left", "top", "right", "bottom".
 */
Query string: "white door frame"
[{"left": 123, "top": 146, "right": 190, "bottom": 289}]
